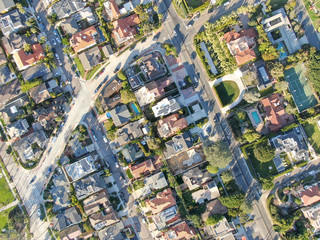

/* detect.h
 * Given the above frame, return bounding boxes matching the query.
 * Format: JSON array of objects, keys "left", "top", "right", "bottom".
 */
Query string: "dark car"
[
  {"left": 114, "top": 67, "right": 120, "bottom": 73},
  {"left": 141, "top": 38, "right": 147, "bottom": 43},
  {"left": 133, "top": 55, "right": 139, "bottom": 60},
  {"left": 129, "top": 45, "right": 136, "bottom": 51},
  {"left": 30, "top": 176, "right": 36, "bottom": 184},
  {"left": 208, "top": 6, "right": 214, "bottom": 13},
  {"left": 214, "top": 113, "right": 221, "bottom": 123},
  {"left": 52, "top": 48, "right": 56, "bottom": 53}
]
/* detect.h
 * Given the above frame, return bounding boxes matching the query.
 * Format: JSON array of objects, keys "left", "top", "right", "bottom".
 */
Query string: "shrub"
[{"left": 253, "top": 141, "right": 275, "bottom": 162}]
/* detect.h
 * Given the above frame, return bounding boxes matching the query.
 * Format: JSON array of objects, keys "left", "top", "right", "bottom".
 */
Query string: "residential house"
[
  {"left": 83, "top": 189, "right": 110, "bottom": 216},
  {"left": 299, "top": 185, "right": 320, "bottom": 206},
  {"left": 112, "top": 13, "right": 140, "bottom": 45},
  {"left": 1, "top": 93, "right": 28, "bottom": 123},
  {"left": 70, "top": 26, "right": 99, "bottom": 53},
  {"left": 157, "top": 114, "right": 188, "bottom": 138},
  {"left": 0, "top": 0, "right": 15, "bottom": 13},
  {"left": 58, "top": 225, "right": 82, "bottom": 240},
  {"left": 0, "top": 79, "right": 21, "bottom": 109},
  {"left": 204, "top": 217, "right": 235, "bottom": 239},
  {"left": 12, "top": 44, "right": 44, "bottom": 70},
  {"left": 113, "top": 121, "right": 144, "bottom": 147},
  {"left": 99, "top": 79, "right": 122, "bottom": 110},
  {"left": 73, "top": 173, "right": 106, "bottom": 200},
  {"left": 260, "top": 93, "right": 294, "bottom": 132},
  {"left": 141, "top": 52, "right": 167, "bottom": 80},
  {"left": 52, "top": 207, "right": 82, "bottom": 232},
  {"left": 6, "top": 118, "right": 29, "bottom": 139},
  {"left": 59, "top": 17, "right": 80, "bottom": 35},
  {"left": 12, "top": 130, "right": 47, "bottom": 162},
  {"left": 0, "top": 9, "right": 24, "bottom": 36},
  {"left": 132, "top": 172, "right": 168, "bottom": 199},
  {"left": 29, "top": 83, "right": 51, "bottom": 104},
  {"left": 98, "top": 221, "right": 125, "bottom": 240},
  {"left": 2, "top": 33, "right": 37, "bottom": 55},
  {"left": 163, "top": 132, "right": 193, "bottom": 159},
  {"left": 89, "top": 209, "right": 119, "bottom": 230},
  {"left": 191, "top": 181, "right": 220, "bottom": 204},
  {"left": 201, "top": 199, "right": 228, "bottom": 222},
  {"left": 64, "top": 154, "right": 100, "bottom": 182},
  {"left": 0, "top": 64, "right": 16, "bottom": 84},
  {"left": 101, "top": 44, "right": 114, "bottom": 58},
  {"left": 0, "top": 50, "right": 6, "bottom": 66},
  {"left": 21, "top": 63, "right": 51, "bottom": 82},
  {"left": 145, "top": 188, "right": 177, "bottom": 215},
  {"left": 129, "top": 159, "right": 156, "bottom": 179},
  {"left": 302, "top": 202, "right": 320, "bottom": 234},
  {"left": 102, "top": 94, "right": 121, "bottom": 111},
  {"left": 271, "top": 130, "right": 309, "bottom": 161},
  {"left": 78, "top": 46, "right": 101, "bottom": 70},
  {"left": 152, "top": 98, "right": 181, "bottom": 118},
  {"left": 104, "top": 0, "right": 121, "bottom": 20},
  {"left": 262, "top": 8, "right": 301, "bottom": 57},
  {"left": 51, "top": 173, "right": 70, "bottom": 212},
  {"left": 164, "top": 221, "right": 195, "bottom": 240},
  {"left": 122, "top": 144, "right": 144, "bottom": 162},
  {"left": 51, "top": 0, "right": 85, "bottom": 19},
  {"left": 109, "top": 104, "right": 131, "bottom": 127},
  {"left": 251, "top": 59, "right": 273, "bottom": 90},
  {"left": 224, "top": 28, "right": 258, "bottom": 65},
  {"left": 119, "top": 1, "right": 134, "bottom": 15},
  {"left": 182, "top": 167, "right": 212, "bottom": 191},
  {"left": 134, "top": 76, "right": 174, "bottom": 107}
]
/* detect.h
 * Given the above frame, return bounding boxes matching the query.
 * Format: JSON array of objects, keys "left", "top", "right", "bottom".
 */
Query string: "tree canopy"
[
  {"left": 307, "top": 51, "right": 320, "bottom": 91},
  {"left": 220, "top": 171, "right": 233, "bottom": 184},
  {"left": 205, "top": 214, "right": 224, "bottom": 226},
  {"left": 253, "top": 141, "right": 275, "bottom": 162},
  {"left": 274, "top": 81, "right": 289, "bottom": 92},
  {"left": 260, "top": 177, "right": 275, "bottom": 190},
  {"left": 244, "top": 131, "right": 261, "bottom": 143},
  {"left": 268, "top": 61, "right": 284, "bottom": 79},
  {"left": 203, "top": 141, "right": 232, "bottom": 169},
  {"left": 243, "top": 90, "right": 260, "bottom": 103}
]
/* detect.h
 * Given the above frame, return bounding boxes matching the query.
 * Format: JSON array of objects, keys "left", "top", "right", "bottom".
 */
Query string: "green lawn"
[
  {"left": 74, "top": 57, "right": 85, "bottom": 78},
  {"left": 246, "top": 146, "right": 278, "bottom": 178},
  {"left": 0, "top": 206, "right": 15, "bottom": 230},
  {"left": 303, "top": 120, "right": 320, "bottom": 154},
  {"left": 85, "top": 64, "right": 102, "bottom": 80},
  {"left": 214, "top": 81, "right": 239, "bottom": 107},
  {"left": 303, "top": 0, "right": 320, "bottom": 31},
  {"left": 126, "top": 169, "right": 133, "bottom": 179},
  {"left": 185, "top": 0, "right": 206, "bottom": 8},
  {"left": 0, "top": 175, "right": 15, "bottom": 208}
]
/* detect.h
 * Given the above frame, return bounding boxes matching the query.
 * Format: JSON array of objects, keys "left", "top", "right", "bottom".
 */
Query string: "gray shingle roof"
[
  {"left": 0, "top": 0, "right": 15, "bottom": 14},
  {"left": 110, "top": 104, "right": 131, "bottom": 127}
]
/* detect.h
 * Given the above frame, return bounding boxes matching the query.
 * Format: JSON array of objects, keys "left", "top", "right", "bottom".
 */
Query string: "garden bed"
[{"left": 213, "top": 81, "right": 239, "bottom": 107}]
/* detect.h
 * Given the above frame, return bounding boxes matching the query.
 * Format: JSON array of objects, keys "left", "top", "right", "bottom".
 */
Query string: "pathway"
[{"left": 0, "top": 199, "right": 19, "bottom": 212}]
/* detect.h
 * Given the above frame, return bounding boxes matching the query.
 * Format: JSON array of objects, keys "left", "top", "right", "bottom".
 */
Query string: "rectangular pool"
[
  {"left": 130, "top": 103, "right": 141, "bottom": 115},
  {"left": 251, "top": 111, "right": 261, "bottom": 125}
]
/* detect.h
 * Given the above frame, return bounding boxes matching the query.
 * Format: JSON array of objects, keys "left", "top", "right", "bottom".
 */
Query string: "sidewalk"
[{"left": 0, "top": 199, "right": 19, "bottom": 212}]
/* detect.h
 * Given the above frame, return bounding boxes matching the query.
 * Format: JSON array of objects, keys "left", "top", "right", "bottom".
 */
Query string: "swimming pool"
[
  {"left": 130, "top": 103, "right": 141, "bottom": 115},
  {"left": 251, "top": 111, "right": 261, "bottom": 125},
  {"left": 277, "top": 42, "right": 288, "bottom": 59}
]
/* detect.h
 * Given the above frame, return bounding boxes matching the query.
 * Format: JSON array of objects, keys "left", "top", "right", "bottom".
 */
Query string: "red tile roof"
[
  {"left": 157, "top": 113, "right": 188, "bottom": 138},
  {"left": 70, "top": 26, "right": 98, "bottom": 53},
  {"left": 113, "top": 14, "right": 140, "bottom": 39},
  {"left": 146, "top": 188, "right": 177, "bottom": 215},
  {"left": 260, "top": 93, "right": 294, "bottom": 132},
  {"left": 224, "top": 28, "right": 258, "bottom": 65},
  {"left": 164, "top": 221, "right": 195, "bottom": 240},
  {"left": 129, "top": 159, "right": 156, "bottom": 179},
  {"left": 110, "top": 0, "right": 120, "bottom": 19},
  {"left": 14, "top": 43, "right": 44, "bottom": 69},
  {"left": 300, "top": 185, "right": 320, "bottom": 206}
]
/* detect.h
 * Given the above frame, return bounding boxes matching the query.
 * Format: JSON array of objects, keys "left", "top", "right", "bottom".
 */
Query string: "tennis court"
[{"left": 284, "top": 63, "right": 318, "bottom": 112}]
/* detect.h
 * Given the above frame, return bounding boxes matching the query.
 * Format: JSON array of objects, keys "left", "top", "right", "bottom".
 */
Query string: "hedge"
[
  {"left": 189, "top": 0, "right": 210, "bottom": 14},
  {"left": 295, "top": 161, "right": 308, "bottom": 168},
  {"left": 281, "top": 122, "right": 299, "bottom": 133},
  {"left": 272, "top": 167, "right": 294, "bottom": 179}
]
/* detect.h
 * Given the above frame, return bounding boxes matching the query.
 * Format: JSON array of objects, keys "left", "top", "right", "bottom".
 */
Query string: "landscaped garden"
[
  {"left": 0, "top": 175, "right": 15, "bottom": 208},
  {"left": 213, "top": 81, "right": 239, "bottom": 107},
  {"left": 303, "top": 0, "right": 320, "bottom": 32},
  {"left": 173, "top": 0, "right": 210, "bottom": 18},
  {"left": 303, "top": 119, "right": 320, "bottom": 154}
]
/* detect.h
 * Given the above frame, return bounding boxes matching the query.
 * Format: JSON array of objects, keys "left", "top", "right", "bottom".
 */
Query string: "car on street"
[
  {"left": 30, "top": 176, "right": 36, "bottom": 184},
  {"left": 103, "top": 136, "right": 108, "bottom": 143},
  {"left": 91, "top": 130, "right": 97, "bottom": 141},
  {"left": 309, "top": 170, "right": 315, "bottom": 175},
  {"left": 40, "top": 23, "right": 45, "bottom": 30},
  {"left": 115, "top": 162, "right": 119, "bottom": 168},
  {"left": 194, "top": 12, "right": 200, "bottom": 20},
  {"left": 56, "top": 37, "right": 61, "bottom": 44},
  {"left": 295, "top": 127, "right": 300, "bottom": 134},
  {"left": 141, "top": 38, "right": 147, "bottom": 43},
  {"left": 37, "top": 209, "right": 41, "bottom": 217},
  {"left": 112, "top": 154, "right": 117, "bottom": 162},
  {"left": 173, "top": 30, "right": 177, "bottom": 36},
  {"left": 114, "top": 66, "right": 120, "bottom": 73},
  {"left": 37, "top": 15, "right": 42, "bottom": 22},
  {"left": 98, "top": 68, "right": 105, "bottom": 76},
  {"left": 224, "top": 1, "right": 230, "bottom": 6},
  {"left": 129, "top": 45, "right": 136, "bottom": 51},
  {"left": 214, "top": 113, "right": 221, "bottom": 123},
  {"left": 133, "top": 55, "right": 139, "bottom": 60},
  {"left": 103, "top": 76, "right": 109, "bottom": 83},
  {"left": 52, "top": 39, "right": 56, "bottom": 45},
  {"left": 55, "top": 53, "right": 59, "bottom": 60},
  {"left": 208, "top": 6, "right": 214, "bottom": 13}
]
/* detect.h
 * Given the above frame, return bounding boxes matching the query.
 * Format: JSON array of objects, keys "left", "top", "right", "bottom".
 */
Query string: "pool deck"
[
  {"left": 209, "top": 69, "right": 246, "bottom": 114},
  {"left": 247, "top": 108, "right": 264, "bottom": 129}
]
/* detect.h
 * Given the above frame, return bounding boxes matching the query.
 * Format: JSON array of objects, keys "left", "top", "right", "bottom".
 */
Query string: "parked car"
[
  {"left": 141, "top": 38, "right": 147, "bottom": 43},
  {"left": 103, "top": 136, "right": 108, "bottom": 143},
  {"left": 37, "top": 209, "right": 41, "bottom": 217},
  {"left": 194, "top": 12, "right": 200, "bottom": 20},
  {"left": 56, "top": 37, "right": 61, "bottom": 44},
  {"left": 91, "top": 130, "right": 97, "bottom": 141},
  {"left": 214, "top": 113, "right": 221, "bottom": 123},
  {"left": 30, "top": 176, "right": 36, "bottom": 184},
  {"left": 55, "top": 53, "right": 59, "bottom": 60},
  {"left": 115, "top": 162, "right": 119, "bottom": 168},
  {"left": 114, "top": 67, "right": 120, "bottom": 73},
  {"left": 40, "top": 23, "right": 45, "bottom": 30},
  {"left": 133, "top": 55, "right": 139, "bottom": 60},
  {"left": 173, "top": 30, "right": 177, "bottom": 36},
  {"left": 37, "top": 15, "right": 42, "bottom": 22},
  {"left": 52, "top": 39, "right": 56, "bottom": 45},
  {"left": 223, "top": 1, "right": 230, "bottom": 6}
]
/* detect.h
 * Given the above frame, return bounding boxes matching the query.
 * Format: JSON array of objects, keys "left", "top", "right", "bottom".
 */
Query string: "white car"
[
  {"left": 103, "top": 136, "right": 108, "bottom": 143},
  {"left": 224, "top": 1, "right": 230, "bottom": 6},
  {"left": 52, "top": 39, "right": 56, "bottom": 45},
  {"left": 309, "top": 170, "right": 315, "bottom": 175},
  {"left": 56, "top": 38, "right": 61, "bottom": 44},
  {"left": 173, "top": 30, "right": 177, "bottom": 36},
  {"left": 115, "top": 162, "right": 119, "bottom": 168},
  {"left": 55, "top": 53, "right": 59, "bottom": 60}
]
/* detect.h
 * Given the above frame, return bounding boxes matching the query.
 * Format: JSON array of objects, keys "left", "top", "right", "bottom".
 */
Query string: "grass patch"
[
  {"left": 126, "top": 169, "right": 133, "bottom": 179},
  {"left": 0, "top": 205, "right": 15, "bottom": 230},
  {"left": 74, "top": 57, "right": 85, "bottom": 78},
  {"left": 214, "top": 81, "right": 239, "bottom": 107},
  {"left": 185, "top": 0, "right": 206, "bottom": 8},
  {"left": 303, "top": 120, "right": 320, "bottom": 154},
  {"left": 85, "top": 64, "right": 102, "bottom": 80},
  {"left": 0, "top": 175, "right": 15, "bottom": 208},
  {"left": 95, "top": 98, "right": 105, "bottom": 115},
  {"left": 269, "top": 0, "right": 288, "bottom": 11},
  {"left": 173, "top": 1, "right": 188, "bottom": 18},
  {"left": 246, "top": 146, "right": 278, "bottom": 178}
]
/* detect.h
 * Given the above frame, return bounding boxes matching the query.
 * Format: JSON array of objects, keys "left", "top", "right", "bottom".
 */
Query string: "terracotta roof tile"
[
  {"left": 164, "top": 221, "right": 195, "bottom": 240},
  {"left": 13, "top": 43, "right": 44, "bottom": 70},
  {"left": 112, "top": 14, "right": 140, "bottom": 39},
  {"left": 129, "top": 159, "right": 156, "bottom": 179},
  {"left": 146, "top": 188, "right": 177, "bottom": 215},
  {"left": 70, "top": 26, "right": 98, "bottom": 53},
  {"left": 300, "top": 185, "right": 320, "bottom": 206}
]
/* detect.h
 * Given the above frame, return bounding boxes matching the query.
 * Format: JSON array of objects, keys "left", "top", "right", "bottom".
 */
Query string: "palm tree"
[{"left": 23, "top": 44, "right": 32, "bottom": 52}]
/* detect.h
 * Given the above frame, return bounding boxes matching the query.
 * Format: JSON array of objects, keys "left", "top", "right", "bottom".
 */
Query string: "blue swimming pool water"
[
  {"left": 106, "top": 112, "right": 111, "bottom": 118},
  {"left": 277, "top": 42, "right": 288, "bottom": 59},
  {"left": 131, "top": 103, "right": 140, "bottom": 115},
  {"left": 251, "top": 111, "right": 261, "bottom": 125}
]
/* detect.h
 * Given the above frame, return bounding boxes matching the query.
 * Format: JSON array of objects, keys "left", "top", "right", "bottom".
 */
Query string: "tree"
[
  {"left": 220, "top": 171, "right": 233, "bottom": 184},
  {"left": 203, "top": 141, "right": 232, "bottom": 169},
  {"left": 62, "top": 37, "right": 70, "bottom": 46},
  {"left": 205, "top": 214, "right": 223, "bottom": 226},
  {"left": 268, "top": 61, "right": 284, "bottom": 79},
  {"left": 235, "top": 110, "right": 247, "bottom": 121},
  {"left": 260, "top": 177, "right": 275, "bottom": 190},
  {"left": 307, "top": 107, "right": 315, "bottom": 115},
  {"left": 63, "top": 46, "right": 74, "bottom": 55},
  {"left": 243, "top": 90, "right": 260, "bottom": 103},
  {"left": 146, "top": 137, "right": 160, "bottom": 150},
  {"left": 286, "top": 103, "right": 297, "bottom": 115},
  {"left": 253, "top": 141, "right": 275, "bottom": 162},
  {"left": 274, "top": 81, "right": 289, "bottom": 92},
  {"left": 207, "top": 165, "right": 219, "bottom": 174},
  {"left": 117, "top": 70, "right": 127, "bottom": 81},
  {"left": 256, "top": 25, "right": 279, "bottom": 61},
  {"left": 243, "top": 131, "right": 261, "bottom": 143},
  {"left": 187, "top": 214, "right": 202, "bottom": 228},
  {"left": 240, "top": 200, "right": 253, "bottom": 214},
  {"left": 120, "top": 88, "right": 136, "bottom": 104},
  {"left": 16, "top": 3, "right": 25, "bottom": 14},
  {"left": 23, "top": 44, "right": 32, "bottom": 53},
  {"left": 134, "top": 4, "right": 144, "bottom": 15},
  {"left": 39, "top": 36, "right": 47, "bottom": 44},
  {"left": 307, "top": 50, "right": 320, "bottom": 91},
  {"left": 219, "top": 193, "right": 245, "bottom": 209},
  {"left": 30, "top": 27, "right": 38, "bottom": 34}
]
